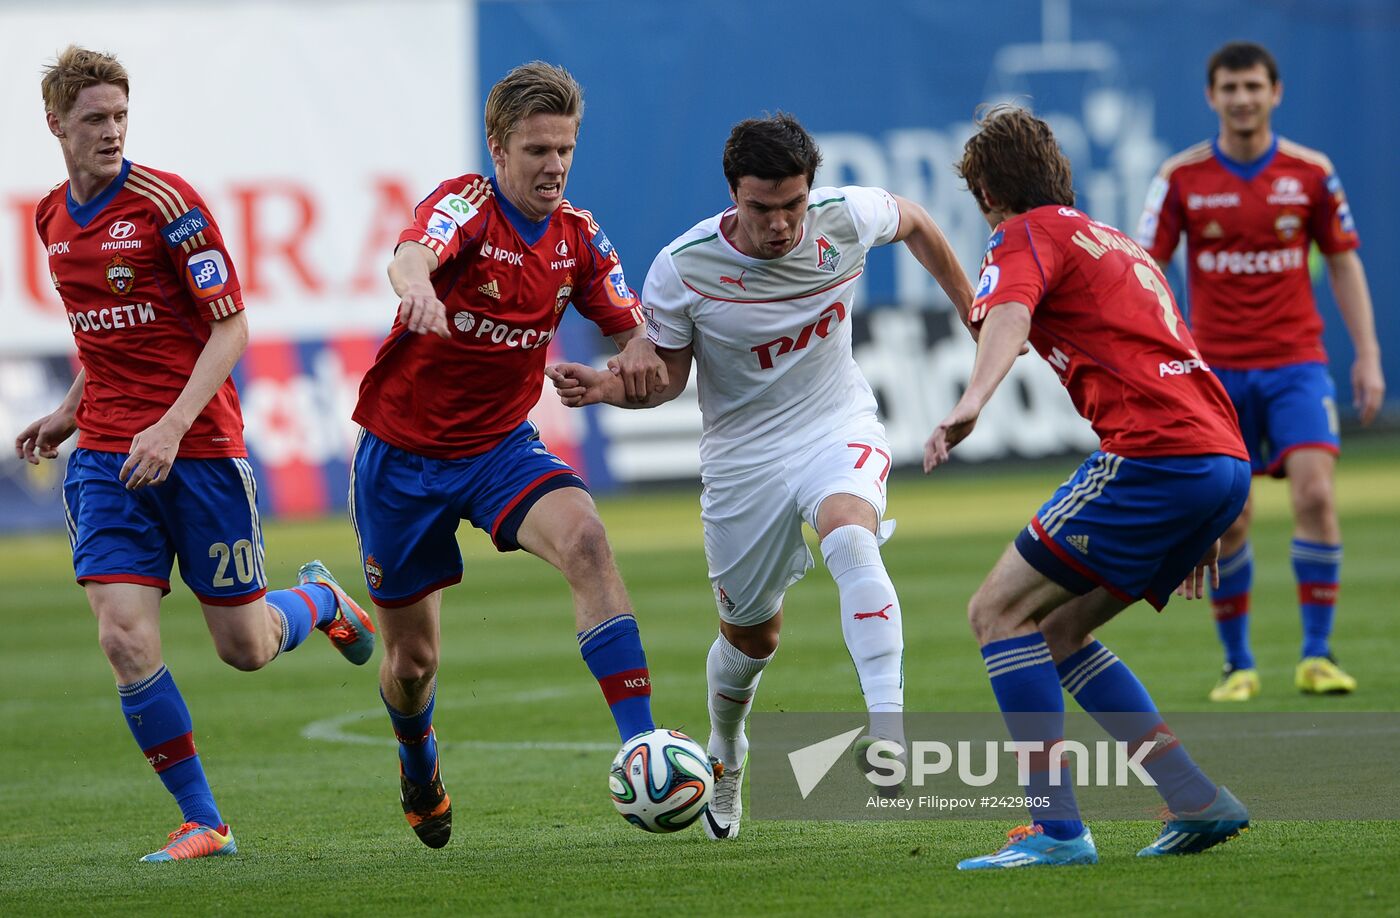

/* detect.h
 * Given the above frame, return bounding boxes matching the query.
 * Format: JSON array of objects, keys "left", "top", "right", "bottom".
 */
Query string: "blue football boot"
[
  {"left": 957, "top": 824, "right": 1098, "bottom": 870},
  {"left": 1138, "top": 786, "right": 1249, "bottom": 857}
]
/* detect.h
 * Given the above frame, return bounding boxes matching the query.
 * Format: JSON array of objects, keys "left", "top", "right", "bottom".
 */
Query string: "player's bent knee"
[
  {"left": 385, "top": 642, "right": 438, "bottom": 684},
  {"left": 966, "top": 589, "right": 1014, "bottom": 645},
  {"left": 558, "top": 518, "right": 617, "bottom": 581},
  {"left": 1292, "top": 478, "right": 1336, "bottom": 521},
  {"left": 1037, "top": 615, "right": 1085, "bottom": 661},
  {"left": 97, "top": 623, "right": 158, "bottom": 674},
  {"left": 730, "top": 631, "right": 779, "bottom": 659},
  {"left": 722, "top": 619, "right": 780, "bottom": 659},
  {"left": 214, "top": 639, "right": 274, "bottom": 673}
]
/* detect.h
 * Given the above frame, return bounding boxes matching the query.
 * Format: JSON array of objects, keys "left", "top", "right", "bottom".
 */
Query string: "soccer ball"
[{"left": 609, "top": 729, "right": 714, "bottom": 832}]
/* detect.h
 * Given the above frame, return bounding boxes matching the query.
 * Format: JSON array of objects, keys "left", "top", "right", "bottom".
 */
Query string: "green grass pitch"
[{"left": 3, "top": 440, "right": 1399, "bottom": 915}]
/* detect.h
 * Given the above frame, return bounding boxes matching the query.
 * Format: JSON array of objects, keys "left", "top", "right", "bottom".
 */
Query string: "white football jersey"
[{"left": 644, "top": 185, "right": 901, "bottom": 477}]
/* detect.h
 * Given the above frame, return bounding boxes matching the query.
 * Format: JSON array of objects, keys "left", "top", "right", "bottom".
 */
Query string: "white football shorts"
[{"left": 700, "top": 420, "right": 894, "bottom": 627}]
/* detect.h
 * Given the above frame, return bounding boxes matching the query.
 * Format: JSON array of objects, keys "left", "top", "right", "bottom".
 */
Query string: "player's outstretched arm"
[
  {"left": 14, "top": 368, "right": 84, "bottom": 464},
  {"left": 548, "top": 344, "right": 692, "bottom": 410},
  {"left": 1326, "top": 250, "right": 1385, "bottom": 424},
  {"left": 889, "top": 194, "right": 976, "bottom": 328},
  {"left": 120, "top": 312, "right": 248, "bottom": 490},
  {"left": 609, "top": 327, "right": 670, "bottom": 403},
  {"left": 546, "top": 361, "right": 615, "bottom": 407},
  {"left": 923, "top": 303, "right": 1031, "bottom": 472},
  {"left": 388, "top": 241, "right": 451, "bottom": 339}
]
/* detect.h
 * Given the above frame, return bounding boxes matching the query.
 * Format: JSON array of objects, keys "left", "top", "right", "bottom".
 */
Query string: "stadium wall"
[{"left": 1, "top": 0, "right": 1395, "bottom": 529}]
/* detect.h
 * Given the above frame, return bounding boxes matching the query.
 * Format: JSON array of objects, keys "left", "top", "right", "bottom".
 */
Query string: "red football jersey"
[
  {"left": 353, "top": 174, "right": 645, "bottom": 458},
  {"left": 969, "top": 206, "right": 1247, "bottom": 461},
  {"left": 1138, "top": 137, "right": 1359, "bottom": 368},
  {"left": 36, "top": 160, "right": 247, "bottom": 457}
]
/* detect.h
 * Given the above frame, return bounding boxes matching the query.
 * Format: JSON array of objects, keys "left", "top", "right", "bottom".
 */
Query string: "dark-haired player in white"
[{"left": 549, "top": 112, "right": 973, "bottom": 840}]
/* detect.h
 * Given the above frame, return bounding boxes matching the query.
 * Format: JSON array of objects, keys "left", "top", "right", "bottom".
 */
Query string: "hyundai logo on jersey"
[
  {"left": 186, "top": 250, "right": 229, "bottom": 298},
  {"left": 161, "top": 208, "right": 210, "bottom": 247}
]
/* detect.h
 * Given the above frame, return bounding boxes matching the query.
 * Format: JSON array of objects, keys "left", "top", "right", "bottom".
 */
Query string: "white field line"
[{"left": 301, "top": 685, "right": 616, "bottom": 752}]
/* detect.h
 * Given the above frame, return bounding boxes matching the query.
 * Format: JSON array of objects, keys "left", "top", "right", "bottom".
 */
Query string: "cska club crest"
[
  {"left": 105, "top": 256, "right": 136, "bottom": 295},
  {"left": 815, "top": 235, "right": 841, "bottom": 273},
  {"left": 1274, "top": 212, "right": 1303, "bottom": 243},
  {"left": 555, "top": 276, "right": 574, "bottom": 314},
  {"left": 364, "top": 555, "right": 384, "bottom": 590}
]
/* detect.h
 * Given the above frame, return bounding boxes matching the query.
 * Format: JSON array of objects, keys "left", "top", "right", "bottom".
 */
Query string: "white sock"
[
  {"left": 821, "top": 524, "right": 905, "bottom": 744},
  {"left": 706, "top": 633, "right": 772, "bottom": 769}
]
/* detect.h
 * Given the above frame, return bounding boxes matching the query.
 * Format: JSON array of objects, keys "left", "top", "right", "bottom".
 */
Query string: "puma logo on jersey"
[
  {"left": 854, "top": 604, "right": 893, "bottom": 621},
  {"left": 720, "top": 270, "right": 747, "bottom": 290}
]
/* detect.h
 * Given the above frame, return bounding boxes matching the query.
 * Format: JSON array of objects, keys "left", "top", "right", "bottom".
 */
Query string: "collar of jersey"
[
  {"left": 66, "top": 158, "right": 132, "bottom": 228},
  {"left": 489, "top": 176, "right": 553, "bottom": 246},
  {"left": 1212, "top": 135, "right": 1277, "bottom": 182}
]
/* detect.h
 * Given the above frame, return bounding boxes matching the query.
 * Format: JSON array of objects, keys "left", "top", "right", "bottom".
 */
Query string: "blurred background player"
[
  {"left": 350, "top": 61, "right": 669, "bottom": 849},
  {"left": 547, "top": 112, "right": 974, "bottom": 840},
  {"left": 15, "top": 46, "right": 375, "bottom": 863},
  {"left": 1138, "top": 41, "right": 1384, "bottom": 701},
  {"left": 927, "top": 105, "right": 1250, "bottom": 869}
]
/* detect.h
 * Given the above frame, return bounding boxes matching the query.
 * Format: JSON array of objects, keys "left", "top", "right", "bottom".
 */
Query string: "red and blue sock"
[
  {"left": 1210, "top": 543, "right": 1254, "bottom": 671},
  {"left": 118, "top": 665, "right": 222, "bottom": 829},
  {"left": 1057, "top": 640, "right": 1217, "bottom": 813},
  {"left": 578, "top": 614, "right": 654, "bottom": 742},
  {"left": 383, "top": 684, "right": 439, "bottom": 785},
  {"left": 266, "top": 585, "right": 338, "bottom": 655},
  {"left": 981, "top": 633, "right": 1083, "bottom": 840},
  {"left": 1291, "top": 539, "right": 1341, "bottom": 659}
]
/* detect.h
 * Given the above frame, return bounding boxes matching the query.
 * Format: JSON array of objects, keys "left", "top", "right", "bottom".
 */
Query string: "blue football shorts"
[
  {"left": 349, "top": 422, "right": 586, "bottom": 608},
  {"left": 1014, "top": 450, "right": 1251, "bottom": 611},
  {"left": 1215, "top": 361, "right": 1340, "bottom": 478},
  {"left": 62, "top": 448, "right": 269, "bottom": 605}
]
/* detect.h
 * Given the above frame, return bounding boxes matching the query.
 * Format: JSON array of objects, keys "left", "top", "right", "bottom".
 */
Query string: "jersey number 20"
[{"left": 210, "top": 540, "right": 257, "bottom": 586}]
